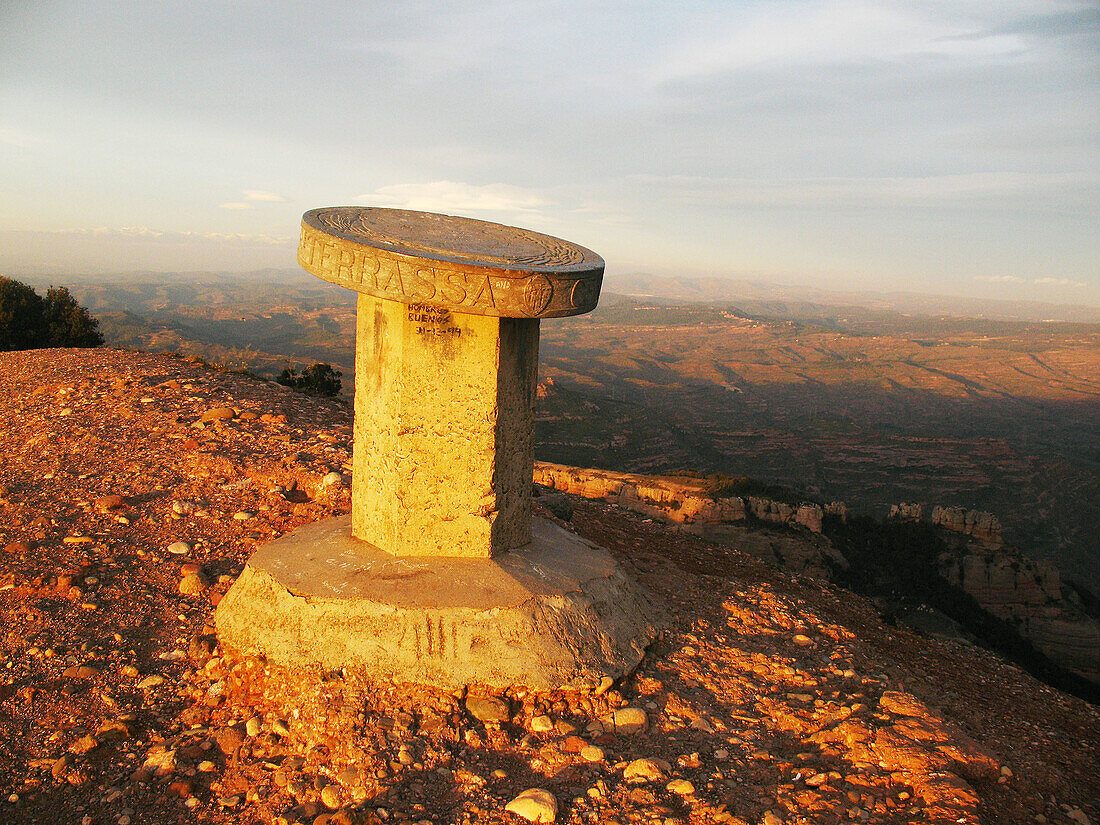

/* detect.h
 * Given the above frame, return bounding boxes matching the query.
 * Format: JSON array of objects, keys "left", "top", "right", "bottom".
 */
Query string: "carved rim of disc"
[
  {"left": 304, "top": 207, "right": 602, "bottom": 273},
  {"left": 298, "top": 207, "right": 604, "bottom": 319}
]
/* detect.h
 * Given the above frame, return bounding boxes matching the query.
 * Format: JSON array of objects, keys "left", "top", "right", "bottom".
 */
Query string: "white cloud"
[
  {"left": 219, "top": 202, "right": 254, "bottom": 210},
  {"left": 244, "top": 190, "right": 287, "bottom": 202},
  {"left": 652, "top": 0, "right": 1031, "bottom": 83},
  {"left": 38, "top": 227, "right": 293, "bottom": 245},
  {"left": 354, "top": 181, "right": 549, "bottom": 215},
  {"left": 1033, "top": 277, "right": 1088, "bottom": 288},
  {"left": 974, "top": 275, "right": 1026, "bottom": 283},
  {"left": 631, "top": 172, "right": 1094, "bottom": 208}
]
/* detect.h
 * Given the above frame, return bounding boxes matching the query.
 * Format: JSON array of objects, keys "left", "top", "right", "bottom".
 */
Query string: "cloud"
[
  {"left": 974, "top": 275, "right": 1026, "bottom": 283},
  {"left": 1033, "top": 277, "right": 1088, "bottom": 288},
  {"left": 631, "top": 172, "right": 1095, "bottom": 208},
  {"left": 38, "top": 227, "right": 293, "bottom": 245},
  {"left": 244, "top": 190, "right": 287, "bottom": 202},
  {"left": 219, "top": 202, "right": 254, "bottom": 210},
  {"left": 651, "top": 0, "right": 1031, "bottom": 83},
  {"left": 354, "top": 181, "right": 549, "bottom": 214}
]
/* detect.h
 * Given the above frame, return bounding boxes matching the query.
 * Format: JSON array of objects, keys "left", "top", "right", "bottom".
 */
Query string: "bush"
[
  {"left": 277, "top": 363, "right": 343, "bottom": 396},
  {"left": 0, "top": 277, "right": 103, "bottom": 351}
]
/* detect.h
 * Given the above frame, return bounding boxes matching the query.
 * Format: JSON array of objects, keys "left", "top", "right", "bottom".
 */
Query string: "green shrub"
[
  {"left": 0, "top": 278, "right": 103, "bottom": 351},
  {"left": 277, "top": 362, "right": 343, "bottom": 396}
]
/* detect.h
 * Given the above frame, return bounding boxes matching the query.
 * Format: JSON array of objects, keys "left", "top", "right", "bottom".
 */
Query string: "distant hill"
[{"left": 607, "top": 272, "right": 1100, "bottom": 324}]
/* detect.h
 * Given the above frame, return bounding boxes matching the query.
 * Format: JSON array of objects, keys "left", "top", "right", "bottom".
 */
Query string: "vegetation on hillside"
[
  {"left": 0, "top": 277, "right": 103, "bottom": 351},
  {"left": 277, "top": 362, "right": 343, "bottom": 397}
]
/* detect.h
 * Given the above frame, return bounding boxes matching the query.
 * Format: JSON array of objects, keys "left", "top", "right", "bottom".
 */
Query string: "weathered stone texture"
[{"left": 352, "top": 297, "right": 538, "bottom": 557}]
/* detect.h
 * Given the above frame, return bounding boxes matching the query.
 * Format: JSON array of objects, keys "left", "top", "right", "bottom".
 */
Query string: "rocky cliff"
[
  {"left": 537, "top": 465, "right": 1100, "bottom": 690},
  {"left": 889, "top": 503, "right": 1100, "bottom": 686}
]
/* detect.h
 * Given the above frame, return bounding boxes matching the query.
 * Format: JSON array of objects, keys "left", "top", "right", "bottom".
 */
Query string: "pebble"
[
  {"left": 610, "top": 707, "right": 648, "bottom": 734},
  {"left": 232, "top": 511, "right": 253, "bottom": 520},
  {"left": 137, "top": 675, "right": 164, "bottom": 689},
  {"left": 792, "top": 634, "right": 814, "bottom": 647},
  {"left": 580, "top": 745, "right": 605, "bottom": 762},
  {"left": 623, "top": 758, "right": 668, "bottom": 782},
  {"left": 62, "top": 664, "right": 100, "bottom": 680},
  {"left": 320, "top": 784, "right": 345, "bottom": 810},
  {"left": 529, "top": 715, "right": 554, "bottom": 733},
  {"left": 198, "top": 761, "right": 216, "bottom": 772},
  {"left": 200, "top": 407, "right": 236, "bottom": 422},
  {"left": 504, "top": 788, "right": 559, "bottom": 823},
  {"left": 245, "top": 716, "right": 263, "bottom": 737},
  {"left": 466, "top": 695, "right": 510, "bottom": 723},
  {"left": 178, "top": 575, "right": 206, "bottom": 595},
  {"left": 321, "top": 471, "right": 344, "bottom": 488},
  {"left": 94, "top": 495, "right": 127, "bottom": 511},
  {"left": 172, "top": 501, "right": 196, "bottom": 516},
  {"left": 763, "top": 812, "right": 785, "bottom": 825},
  {"left": 666, "top": 779, "right": 695, "bottom": 796},
  {"left": 166, "top": 541, "right": 191, "bottom": 556}
]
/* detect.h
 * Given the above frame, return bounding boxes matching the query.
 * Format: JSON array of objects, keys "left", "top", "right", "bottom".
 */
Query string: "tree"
[
  {"left": 42, "top": 286, "right": 104, "bottom": 348},
  {"left": 0, "top": 277, "right": 46, "bottom": 350},
  {"left": 277, "top": 363, "right": 343, "bottom": 397},
  {"left": 0, "top": 278, "right": 103, "bottom": 351}
]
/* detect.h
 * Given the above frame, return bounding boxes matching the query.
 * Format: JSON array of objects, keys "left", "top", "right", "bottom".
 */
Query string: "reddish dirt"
[{"left": 0, "top": 348, "right": 1097, "bottom": 825}]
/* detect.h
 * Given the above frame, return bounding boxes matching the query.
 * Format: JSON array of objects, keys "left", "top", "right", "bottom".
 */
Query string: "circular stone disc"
[{"left": 298, "top": 207, "right": 604, "bottom": 318}]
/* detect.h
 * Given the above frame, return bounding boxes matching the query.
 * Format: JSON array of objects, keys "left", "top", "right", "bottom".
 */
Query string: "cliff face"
[
  {"left": 1, "top": 350, "right": 1098, "bottom": 825},
  {"left": 891, "top": 503, "right": 1100, "bottom": 686},
  {"left": 538, "top": 464, "right": 1100, "bottom": 690},
  {"left": 534, "top": 462, "right": 835, "bottom": 534}
]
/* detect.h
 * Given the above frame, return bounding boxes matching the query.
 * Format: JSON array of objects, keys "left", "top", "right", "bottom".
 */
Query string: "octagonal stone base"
[{"left": 215, "top": 516, "right": 658, "bottom": 690}]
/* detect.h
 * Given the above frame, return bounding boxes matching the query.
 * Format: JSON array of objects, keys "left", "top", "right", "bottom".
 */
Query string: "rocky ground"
[{"left": 0, "top": 348, "right": 1097, "bottom": 825}]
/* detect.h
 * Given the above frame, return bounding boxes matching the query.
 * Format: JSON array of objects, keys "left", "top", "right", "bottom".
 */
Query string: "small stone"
[
  {"left": 580, "top": 746, "right": 604, "bottom": 762},
  {"left": 63, "top": 664, "right": 100, "bottom": 680},
  {"left": 623, "top": 758, "right": 668, "bottom": 782},
  {"left": 666, "top": 779, "right": 695, "bottom": 796},
  {"left": 179, "top": 575, "right": 206, "bottom": 595},
  {"left": 763, "top": 813, "right": 784, "bottom": 825},
  {"left": 529, "top": 715, "right": 554, "bottom": 733},
  {"left": 215, "top": 727, "right": 244, "bottom": 754},
  {"left": 321, "top": 472, "right": 344, "bottom": 488},
  {"left": 69, "top": 735, "right": 98, "bottom": 754},
  {"left": 198, "top": 761, "right": 216, "bottom": 772},
  {"left": 120, "top": 665, "right": 140, "bottom": 678},
  {"left": 245, "top": 716, "right": 262, "bottom": 737},
  {"left": 137, "top": 675, "right": 164, "bottom": 689},
  {"left": 200, "top": 408, "right": 236, "bottom": 423},
  {"left": 611, "top": 707, "right": 647, "bottom": 734},
  {"left": 141, "top": 748, "right": 177, "bottom": 777},
  {"left": 166, "top": 541, "right": 191, "bottom": 556},
  {"left": 172, "top": 500, "right": 196, "bottom": 515},
  {"left": 466, "top": 695, "right": 510, "bottom": 723},
  {"left": 95, "top": 495, "right": 127, "bottom": 511},
  {"left": 791, "top": 634, "right": 813, "bottom": 647},
  {"left": 594, "top": 675, "right": 614, "bottom": 696},
  {"left": 232, "top": 511, "right": 253, "bottom": 520},
  {"left": 505, "top": 788, "right": 558, "bottom": 823},
  {"left": 320, "top": 784, "right": 345, "bottom": 810}
]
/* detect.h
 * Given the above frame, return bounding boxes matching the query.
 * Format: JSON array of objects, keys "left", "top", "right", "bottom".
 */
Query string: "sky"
[{"left": 1, "top": 0, "right": 1098, "bottom": 306}]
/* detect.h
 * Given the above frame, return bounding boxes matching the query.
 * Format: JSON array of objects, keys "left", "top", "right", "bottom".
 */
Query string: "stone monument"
[{"left": 215, "top": 207, "right": 656, "bottom": 689}]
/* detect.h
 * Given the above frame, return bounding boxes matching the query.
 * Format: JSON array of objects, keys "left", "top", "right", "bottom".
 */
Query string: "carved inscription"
[
  {"left": 299, "top": 229, "right": 501, "bottom": 313},
  {"left": 409, "top": 304, "right": 462, "bottom": 338},
  {"left": 297, "top": 209, "right": 604, "bottom": 318}
]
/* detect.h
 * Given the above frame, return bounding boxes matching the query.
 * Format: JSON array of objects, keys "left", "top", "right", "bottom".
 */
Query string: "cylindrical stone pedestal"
[{"left": 353, "top": 296, "right": 539, "bottom": 557}]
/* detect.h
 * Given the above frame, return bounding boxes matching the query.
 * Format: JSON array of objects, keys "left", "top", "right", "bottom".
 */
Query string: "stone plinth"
[{"left": 215, "top": 516, "right": 655, "bottom": 689}]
